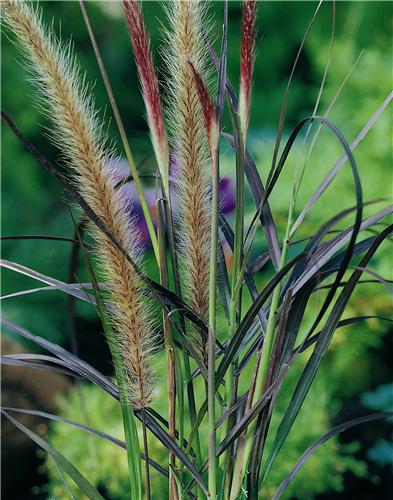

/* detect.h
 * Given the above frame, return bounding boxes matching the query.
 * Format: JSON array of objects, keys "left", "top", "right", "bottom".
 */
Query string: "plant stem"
[
  {"left": 163, "top": 198, "right": 203, "bottom": 498},
  {"left": 98, "top": 298, "right": 143, "bottom": 500},
  {"left": 208, "top": 142, "right": 220, "bottom": 498},
  {"left": 229, "top": 195, "right": 295, "bottom": 499},
  {"left": 141, "top": 410, "right": 151, "bottom": 500},
  {"left": 157, "top": 198, "right": 179, "bottom": 500},
  {"left": 80, "top": 242, "right": 142, "bottom": 500}
]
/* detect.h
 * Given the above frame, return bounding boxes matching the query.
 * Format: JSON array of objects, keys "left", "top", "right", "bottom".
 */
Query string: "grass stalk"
[
  {"left": 230, "top": 196, "right": 295, "bottom": 499},
  {"left": 162, "top": 196, "right": 203, "bottom": 498},
  {"left": 208, "top": 146, "right": 220, "bottom": 498},
  {"left": 157, "top": 198, "right": 179, "bottom": 500},
  {"left": 87, "top": 258, "right": 143, "bottom": 500}
]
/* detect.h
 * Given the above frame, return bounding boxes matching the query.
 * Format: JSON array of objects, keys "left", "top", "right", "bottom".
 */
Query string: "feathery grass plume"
[
  {"left": 164, "top": 0, "right": 211, "bottom": 356},
  {"left": 2, "top": 0, "right": 155, "bottom": 409},
  {"left": 123, "top": 0, "right": 169, "bottom": 193},
  {"left": 239, "top": 0, "right": 257, "bottom": 143}
]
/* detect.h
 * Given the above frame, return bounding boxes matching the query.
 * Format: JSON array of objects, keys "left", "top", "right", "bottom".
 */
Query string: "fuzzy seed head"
[
  {"left": 2, "top": 0, "right": 156, "bottom": 408},
  {"left": 164, "top": 0, "right": 212, "bottom": 356}
]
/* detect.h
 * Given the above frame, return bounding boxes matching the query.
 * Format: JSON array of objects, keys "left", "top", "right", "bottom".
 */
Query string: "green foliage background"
[{"left": 2, "top": 1, "right": 392, "bottom": 498}]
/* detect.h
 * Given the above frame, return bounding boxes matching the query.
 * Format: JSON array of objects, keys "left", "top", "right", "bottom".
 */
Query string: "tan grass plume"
[
  {"left": 2, "top": 0, "right": 155, "bottom": 409},
  {"left": 164, "top": 0, "right": 211, "bottom": 357}
]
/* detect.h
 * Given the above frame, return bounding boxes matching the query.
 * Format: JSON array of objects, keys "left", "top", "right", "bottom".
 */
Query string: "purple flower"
[
  {"left": 170, "top": 156, "right": 236, "bottom": 215},
  {"left": 219, "top": 177, "right": 236, "bottom": 214},
  {"left": 106, "top": 157, "right": 235, "bottom": 251}
]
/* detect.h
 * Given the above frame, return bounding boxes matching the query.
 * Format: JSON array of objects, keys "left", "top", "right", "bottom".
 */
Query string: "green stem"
[
  {"left": 229, "top": 195, "right": 295, "bottom": 499},
  {"left": 100, "top": 304, "right": 143, "bottom": 500},
  {"left": 157, "top": 198, "right": 179, "bottom": 500},
  {"left": 208, "top": 146, "right": 220, "bottom": 499},
  {"left": 222, "top": 121, "right": 245, "bottom": 497},
  {"left": 81, "top": 243, "right": 142, "bottom": 500},
  {"left": 163, "top": 199, "right": 203, "bottom": 498}
]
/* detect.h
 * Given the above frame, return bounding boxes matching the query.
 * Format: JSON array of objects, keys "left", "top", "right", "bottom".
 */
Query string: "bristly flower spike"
[
  {"left": 2, "top": 0, "right": 156, "bottom": 409},
  {"left": 123, "top": 0, "right": 169, "bottom": 194},
  {"left": 164, "top": 0, "right": 212, "bottom": 357},
  {"left": 188, "top": 56, "right": 221, "bottom": 500},
  {"left": 239, "top": 0, "right": 257, "bottom": 144}
]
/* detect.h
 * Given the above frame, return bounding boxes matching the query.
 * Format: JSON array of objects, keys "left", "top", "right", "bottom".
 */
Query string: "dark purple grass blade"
[
  {"left": 261, "top": 224, "right": 393, "bottom": 482},
  {"left": 250, "top": 251, "right": 270, "bottom": 275},
  {"left": 351, "top": 266, "right": 393, "bottom": 294},
  {"left": 245, "top": 113, "right": 363, "bottom": 270},
  {"left": 272, "top": 412, "right": 393, "bottom": 499},
  {"left": 284, "top": 203, "right": 368, "bottom": 296},
  {"left": 1, "top": 355, "right": 79, "bottom": 378},
  {"left": 1, "top": 259, "right": 96, "bottom": 304},
  {"left": 1, "top": 406, "right": 168, "bottom": 478},
  {"left": 315, "top": 279, "right": 393, "bottom": 292},
  {"left": 293, "top": 206, "right": 393, "bottom": 293},
  {"left": 202, "top": 24, "right": 237, "bottom": 112},
  {"left": 216, "top": 253, "right": 304, "bottom": 387},
  {"left": 2, "top": 321, "right": 203, "bottom": 485},
  {"left": 219, "top": 214, "right": 267, "bottom": 329},
  {"left": 224, "top": 133, "right": 281, "bottom": 270},
  {"left": 2, "top": 411, "right": 104, "bottom": 499},
  {"left": 299, "top": 315, "right": 393, "bottom": 354},
  {"left": 229, "top": 227, "right": 390, "bottom": 377},
  {"left": 1, "top": 235, "right": 88, "bottom": 246},
  {"left": 291, "top": 92, "right": 393, "bottom": 237},
  {"left": 217, "top": 256, "right": 392, "bottom": 456},
  {"left": 142, "top": 412, "right": 208, "bottom": 495},
  {"left": 1, "top": 318, "right": 119, "bottom": 397},
  {"left": 284, "top": 199, "right": 388, "bottom": 293},
  {"left": 251, "top": 113, "right": 364, "bottom": 352}
]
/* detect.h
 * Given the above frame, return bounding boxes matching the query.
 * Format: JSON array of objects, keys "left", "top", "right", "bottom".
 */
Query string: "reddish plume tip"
[
  {"left": 123, "top": 0, "right": 166, "bottom": 148},
  {"left": 240, "top": 0, "right": 257, "bottom": 114},
  {"left": 188, "top": 60, "right": 217, "bottom": 155}
]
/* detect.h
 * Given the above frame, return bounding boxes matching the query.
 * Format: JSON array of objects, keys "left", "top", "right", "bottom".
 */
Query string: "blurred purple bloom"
[
  {"left": 106, "top": 158, "right": 235, "bottom": 250},
  {"left": 219, "top": 177, "right": 236, "bottom": 214},
  {"left": 170, "top": 155, "right": 235, "bottom": 214}
]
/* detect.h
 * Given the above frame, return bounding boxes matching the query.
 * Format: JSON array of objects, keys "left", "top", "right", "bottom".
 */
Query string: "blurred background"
[{"left": 2, "top": 1, "right": 392, "bottom": 499}]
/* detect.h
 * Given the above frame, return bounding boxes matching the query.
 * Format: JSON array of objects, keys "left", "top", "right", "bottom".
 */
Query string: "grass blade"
[
  {"left": 291, "top": 92, "right": 393, "bottom": 236},
  {"left": 272, "top": 412, "right": 393, "bottom": 499},
  {"left": 0, "top": 259, "right": 96, "bottom": 304},
  {"left": 260, "top": 224, "right": 393, "bottom": 484}
]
